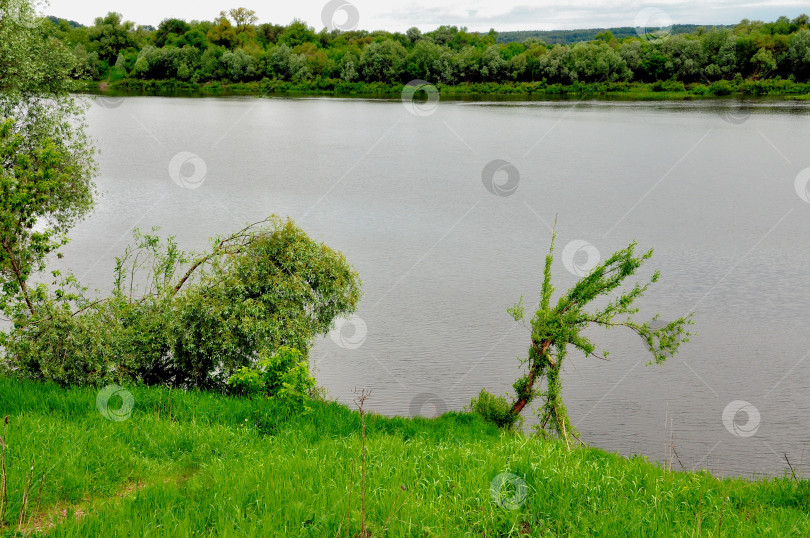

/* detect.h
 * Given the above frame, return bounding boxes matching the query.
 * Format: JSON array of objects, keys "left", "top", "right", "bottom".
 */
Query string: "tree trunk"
[{"left": 509, "top": 339, "right": 552, "bottom": 416}]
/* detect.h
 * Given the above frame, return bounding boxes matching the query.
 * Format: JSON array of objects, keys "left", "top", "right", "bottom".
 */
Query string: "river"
[{"left": 64, "top": 95, "right": 810, "bottom": 477}]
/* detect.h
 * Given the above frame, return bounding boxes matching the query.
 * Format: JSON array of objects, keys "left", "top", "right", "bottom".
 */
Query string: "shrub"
[
  {"left": 228, "top": 346, "right": 316, "bottom": 412},
  {"left": 709, "top": 79, "right": 734, "bottom": 96},
  {"left": 1, "top": 218, "right": 361, "bottom": 391},
  {"left": 470, "top": 389, "right": 520, "bottom": 430}
]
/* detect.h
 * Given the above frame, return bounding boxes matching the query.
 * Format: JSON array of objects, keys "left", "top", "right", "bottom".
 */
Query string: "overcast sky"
[{"left": 45, "top": 0, "right": 809, "bottom": 32}]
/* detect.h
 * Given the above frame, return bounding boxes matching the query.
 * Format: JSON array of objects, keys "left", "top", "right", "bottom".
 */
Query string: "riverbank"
[
  {"left": 0, "top": 376, "right": 807, "bottom": 535},
  {"left": 78, "top": 77, "right": 810, "bottom": 101}
]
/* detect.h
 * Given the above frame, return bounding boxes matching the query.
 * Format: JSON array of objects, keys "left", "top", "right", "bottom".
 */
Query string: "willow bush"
[
  {"left": 1, "top": 218, "right": 362, "bottom": 392},
  {"left": 473, "top": 230, "right": 692, "bottom": 446}
]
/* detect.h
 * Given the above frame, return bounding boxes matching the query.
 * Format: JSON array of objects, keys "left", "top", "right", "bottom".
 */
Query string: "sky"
[{"left": 44, "top": 0, "right": 810, "bottom": 32}]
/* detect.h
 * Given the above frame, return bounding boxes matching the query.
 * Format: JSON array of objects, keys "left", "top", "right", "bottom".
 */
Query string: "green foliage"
[
  {"left": 228, "top": 346, "right": 317, "bottom": 412},
  {"left": 227, "top": 365, "right": 264, "bottom": 396},
  {"left": 469, "top": 388, "right": 521, "bottom": 429},
  {"left": 480, "top": 230, "right": 692, "bottom": 445},
  {"left": 0, "top": 376, "right": 808, "bottom": 534},
  {"left": 709, "top": 78, "right": 734, "bottom": 95},
  {"left": 1, "top": 218, "right": 362, "bottom": 391},
  {"left": 0, "top": 0, "right": 96, "bottom": 321},
  {"left": 42, "top": 10, "right": 810, "bottom": 91}
]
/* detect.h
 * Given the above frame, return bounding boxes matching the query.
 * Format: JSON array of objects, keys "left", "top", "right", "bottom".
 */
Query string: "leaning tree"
[{"left": 474, "top": 229, "right": 692, "bottom": 447}]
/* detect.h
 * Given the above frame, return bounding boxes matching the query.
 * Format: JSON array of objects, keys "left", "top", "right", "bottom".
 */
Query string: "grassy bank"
[
  {"left": 0, "top": 377, "right": 808, "bottom": 536},
  {"left": 76, "top": 77, "right": 810, "bottom": 102}
]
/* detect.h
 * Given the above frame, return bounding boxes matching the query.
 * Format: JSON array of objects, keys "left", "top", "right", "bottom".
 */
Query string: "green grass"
[{"left": 0, "top": 377, "right": 808, "bottom": 536}]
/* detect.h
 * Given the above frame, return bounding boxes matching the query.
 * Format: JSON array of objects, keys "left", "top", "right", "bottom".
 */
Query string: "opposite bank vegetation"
[
  {"left": 43, "top": 9, "right": 810, "bottom": 101},
  {"left": 82, "top": 77, "right": 810, "bottom": 101}
]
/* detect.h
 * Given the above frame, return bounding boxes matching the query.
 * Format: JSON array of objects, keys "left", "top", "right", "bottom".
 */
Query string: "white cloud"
[{"left": 45, "top": 0, "right": 808, "bottom": 32}]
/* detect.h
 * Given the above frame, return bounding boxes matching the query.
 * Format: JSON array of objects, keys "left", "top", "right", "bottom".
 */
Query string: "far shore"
[{"left": 80, "top": 78, "right": 810, "bottom": 103}]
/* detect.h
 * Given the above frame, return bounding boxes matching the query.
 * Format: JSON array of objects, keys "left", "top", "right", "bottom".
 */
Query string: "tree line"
[{"left": 45, "top": 10, "right": 810, "bottom": 88}]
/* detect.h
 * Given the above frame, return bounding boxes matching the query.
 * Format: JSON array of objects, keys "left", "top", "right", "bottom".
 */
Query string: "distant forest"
[
  {"left": 42, "top": 11, "right": 810, "bottom": 87},
  {"left": 496, "top": 25, "right": 730, "bottom": 45}
]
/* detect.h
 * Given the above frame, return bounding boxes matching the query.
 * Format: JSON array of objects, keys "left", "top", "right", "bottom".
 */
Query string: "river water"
[{"left": 64, "top": 95, "right": 810, "bottom": 477}]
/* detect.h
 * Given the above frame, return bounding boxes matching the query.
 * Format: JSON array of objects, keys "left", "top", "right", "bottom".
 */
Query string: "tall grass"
[{"left": 0, "top": 377, "right": 807, "bottom": 536}]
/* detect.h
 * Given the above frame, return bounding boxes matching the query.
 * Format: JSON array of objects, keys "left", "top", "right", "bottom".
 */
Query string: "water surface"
[{"left": 63, "top": 95, "right": 810, "bottom": 477}]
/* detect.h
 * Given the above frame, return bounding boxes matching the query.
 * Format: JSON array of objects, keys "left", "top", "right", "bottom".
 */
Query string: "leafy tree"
[
  {"left": 154, "top": 18, "right": 191, "bottom": 48},
  {"left": 221, "top": 48, "right": 256, "bottom": 81},
  {"left": 2, "top": 218, "right": 362, "bottom": 390},
  {"left": 228, "top": 7, "right": 258, "bottom": 33},
  {"left": 278, "top": 19, "right": 317, "bottom": 48},
  {"left": 359, "top": 39, "right": 407, "bottom": 82},
  {"left": 567, "top": 42, "right": 631, "bottom": 82},
  {"left": 198, "top": 46, "right": 226, "bottom": 80},
  {"left": 174, "top": 29, "right": 209, "bottom": 50},
  {"left": 538, "top": 45, "right": 576, "bottom": 83},
  {"left": 480, "top": 45, "right": 507, "bottom": 81},
  {"left": 267, "top": 44, "right": 310, "bottom": 81},
  {"left": 473, "top": 231, "right": 692, "bottom": 447},
  {"left": 593, "top": 30, "right": 615, "bottom": 44},
  {"left": 406, "top": 27, "right": 422, "bottom": 44},
  {"left": 751, "top": 47, "right": 777, "bottom": 77},
  {"left": 33, "top": 10, "right": 810, "bottom": 88},
  {"left": 0, "top": 0, "right": 95, "bottom": 321},
  {"left": 405, "top": 40, "right": 456, "bottom": 83},
  {"left": 787, "top": 28, "right": 810, "bottom": 80},
  {"left": 660, "top": 36, "right": 702, "bottom": 81},
  {"left": 207, "top": 11, "right": 238, "bottom": 48},
  {"left": 88, "top": 12, "right": 136, "bottom": 63},
  {"left": 701, "top": 29, "right": 739, "bottom": 79},
  {"left": 257, "top": 22, "right": 285, "bottom": 46}
]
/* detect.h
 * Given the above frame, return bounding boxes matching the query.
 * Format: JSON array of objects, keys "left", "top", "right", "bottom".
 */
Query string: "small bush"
[
  {"left": 709, "top": 79, "right": 734, "bottom": 96},
  {"left": 470, "top": 389, "right": 520, "bottom": 430},
  {"left": 228, "top": 346, "right": 316, "bottom": 412}
]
